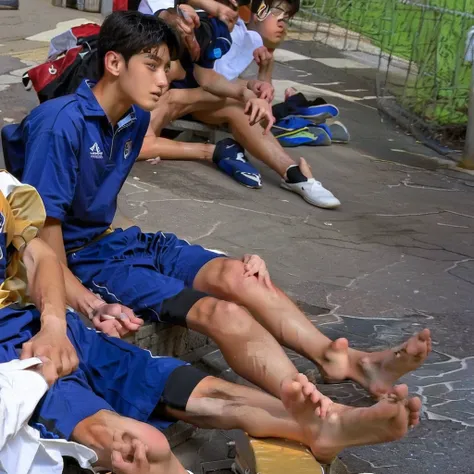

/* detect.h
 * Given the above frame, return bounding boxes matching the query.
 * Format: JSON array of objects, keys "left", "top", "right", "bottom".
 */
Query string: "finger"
[
  {"left": 133, "top": 440, "right": 150, "bottom": 468},
  {"left": 60, "top": 353, "right": 71, "bottom": 377},
  {"left": 249, "top": 106, "right": 258, "bottom": 125},
  {"left": 245, "top": 262, "right": 259, "bottom": 275},
  {"left": 111, "top": 450, "right": 130, "bottom": 473},
  {"left": 243, "top": 254, "right": 252, "bottom": 264},
  {"left": 41, "top": 360, "right": 59, "bottom": 387},
  {"left": 253, "top": 50, "right": 261, "bottom": 65},
  {"left": 36, "top": 347, "right": 63, "bottom": 376},
  {"left": 94, "top": 318, "right": 121, "bottom": 338},
  {"left": 264, "top": 115, "right": 275, "bottom": 135},
  {"left": 121, "top": 309, "right": 144, "bottom": 327},
  {"left": 118, "top": 317, "right": 142, "bottom": 332},
  {"left": 254, "top": 108, "right": 266, "bottom": 125},
  {"left": 69, "top": 350, "right": 80, "bottom": 373},
  {"left": 177, "top": 19, "right": 193, "bottom": 36},
  {"left": 244, "top": 101, "right": 251, "bottom": 115},
  {"left": 20, "top": 342, "right": 34, "bottom": 360}
]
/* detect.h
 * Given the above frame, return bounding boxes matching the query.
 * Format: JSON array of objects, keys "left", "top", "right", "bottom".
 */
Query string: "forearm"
[
  {"left": 187, "top": 0, "right": 219, "bottom": 15},
  {"left": 196, "top": 68, "right": 255, "bottom": 103},
  {"left": 258, "top": 60, "right": 274, "bottom": 83},
  {"left": 23, "top": 239, "right": 66, "bottom": 326},
  {"left": 38, "top": 219, "right": 103, "bottom": 317}
]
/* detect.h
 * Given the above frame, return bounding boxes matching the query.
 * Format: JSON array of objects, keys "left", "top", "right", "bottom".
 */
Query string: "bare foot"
[
  {"left": 320, "top": 329, "right": 432, "bottom": 398},
  {"left": 281, "top": 376, "right": 421, "bottom": 464}
]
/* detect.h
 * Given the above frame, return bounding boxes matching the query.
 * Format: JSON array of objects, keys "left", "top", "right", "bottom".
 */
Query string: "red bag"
[{"left": 113, "top": 0, "right": 128, "bottom": 10}]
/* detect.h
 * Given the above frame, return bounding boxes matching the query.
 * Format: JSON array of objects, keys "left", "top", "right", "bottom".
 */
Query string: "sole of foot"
[
  {"left": 281, "top": 375, "right": 421, "bottom": 464},
  {"left": 320, "top": 329, "right": 432, "bottom": 398}
]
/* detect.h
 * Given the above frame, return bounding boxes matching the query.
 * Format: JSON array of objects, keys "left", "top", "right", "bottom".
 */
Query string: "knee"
[
  {"left": 192, "top": 297, "right": 253, "bottom": 337},
  {"left": 214, "top": 259, "right": 254, "bottom": 295},
  {"left": 73, "top": 410, "right": 171, "bottom": 463}
]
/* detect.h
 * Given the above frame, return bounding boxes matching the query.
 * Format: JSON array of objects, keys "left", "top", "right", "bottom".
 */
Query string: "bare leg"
[
  {"left": 71, "top": 410, "right": 187, "bottom": 473},
  {"left": 165, "top": 375, "right": 421, "bottom": 464},
  {"left": 193, "top": 104, "right": 297, "bottom": 178},
  {"left": 186, "top": 296, "right": 298, "bottom": 396},
  {"left": 194, "top": 258, "right": 432, "bottom": 397}
]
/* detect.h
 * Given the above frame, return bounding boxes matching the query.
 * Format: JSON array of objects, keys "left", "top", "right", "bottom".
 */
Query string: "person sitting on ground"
[
  {"left": 0, "top": 170, "right": 193, "bottom": 473},
  {"left": 3, "top": 7, "right": 432, "bottom": 412},
  {"left": 0, "top": 164, "right": 421, "bottom": 471},
  {"left": 138, "top": 0, "right": 341, "bottom": 208}
]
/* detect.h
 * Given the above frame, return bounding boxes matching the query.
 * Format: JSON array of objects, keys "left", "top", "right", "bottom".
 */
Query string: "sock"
[{"left": 286, "top": 165, "right": 308, "bottom": 183}]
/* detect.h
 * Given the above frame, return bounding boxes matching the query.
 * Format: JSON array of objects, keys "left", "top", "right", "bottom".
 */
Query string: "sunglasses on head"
[{"left": 256, "top": 1, "right": 291, "bottom": 23}]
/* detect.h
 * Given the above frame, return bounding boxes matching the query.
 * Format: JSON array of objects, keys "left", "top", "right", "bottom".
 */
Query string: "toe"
[{"left": 392, "top": 384, "right": 409, "bottom": 401}]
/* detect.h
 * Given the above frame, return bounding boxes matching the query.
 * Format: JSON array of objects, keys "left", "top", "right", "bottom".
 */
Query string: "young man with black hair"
[{"left": 2, "top": 11, "right": 425, "bottom": 466}]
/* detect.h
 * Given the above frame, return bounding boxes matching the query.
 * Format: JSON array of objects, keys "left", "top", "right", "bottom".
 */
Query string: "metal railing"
[{"left": 290, "top": 0, "right": 474, "bottom": 161}]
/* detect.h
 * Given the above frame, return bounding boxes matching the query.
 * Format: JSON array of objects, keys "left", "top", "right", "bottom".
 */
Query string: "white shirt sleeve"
[
  {"left": 0, "top": 358, "right": 48, "bottom": 450},
  {"left": 138, "top": 0, "right": 175, "bottom": 14}
]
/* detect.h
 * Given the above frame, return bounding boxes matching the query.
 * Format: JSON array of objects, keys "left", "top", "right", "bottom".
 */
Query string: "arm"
[
  {"left": 194, "top": 66, "right": 274, "bottom": 132},
  {"left": 194, "top": 65, "right": 255, "bottom": 103},
  {"left": 20, "top": 128, "right": 142, "bottom": 338},
  {"left": 187, "top": 0, "right": 238, "bottom": 27},
  {"left": 258, "top": 55, "right": 274, "bottom": 83},
  {"left": 20, "top": 237, "right": 79, "bottom": 377},
  {"left": 39, "top": 218, "right": 143, "bottom": 337}
]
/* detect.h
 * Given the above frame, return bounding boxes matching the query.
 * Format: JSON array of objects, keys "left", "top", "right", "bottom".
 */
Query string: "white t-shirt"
[
  {"left": 138, "top": 0, "right": 175, "bottom": 15},
  {"left": 214, "top": 18, "right": 263, "bottom": 81},
  {"left": 0, "top": 358, "right": 97, "bottom": 474}
]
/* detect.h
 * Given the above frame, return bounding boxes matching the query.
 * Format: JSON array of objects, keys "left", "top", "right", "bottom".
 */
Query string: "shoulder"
[{"left": 27, "top": 95, "right": 83, "bottom": 131}]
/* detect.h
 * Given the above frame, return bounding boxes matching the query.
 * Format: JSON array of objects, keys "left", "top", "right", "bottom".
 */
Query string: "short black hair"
[
  {"left": 250, "top": 0, "right": 300, "bottom": 18},
  {"left": 98, "top": 11, "right": 181, "bottom": 77}
]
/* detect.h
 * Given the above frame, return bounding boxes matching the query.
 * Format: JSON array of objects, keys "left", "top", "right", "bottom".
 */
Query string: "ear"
[{"left": 103, "top": 51, "right": 123, "bottom": 77}]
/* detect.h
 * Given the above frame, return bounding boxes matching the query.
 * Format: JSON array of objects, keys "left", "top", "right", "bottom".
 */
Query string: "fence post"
[{"left": 461, "top": 30, "right": 474, "bottom": 169}]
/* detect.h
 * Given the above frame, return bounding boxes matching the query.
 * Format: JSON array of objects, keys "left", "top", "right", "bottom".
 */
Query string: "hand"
[
  {"left": 216, "top": 3, "right": 238, "bottom": 29},
  {"left": 146, "top": 157, "right": 161, "bottom": 165},
  {"left": 90, "top": 303, "right": 144, "bottom": 338},
  {"left": 242, "top": 254, "right": 272, "bottom": 288},
  {"left": 244, "top": 98, "right": 275, "bottom": 134},
  {"left": 111, "top": 432, "right": 150, "bottom": 474},
  {"left": 253, "top": 46, "right": 273, "bottom": 68},
  {"left": 160, "top": 6, "right": 201, "bottom": 61},
  {"left": 21, "top": 322, "right": 79, "bottom": 378},
  {"left": 249, "top": 80, "right": 275, "bottom": 103},
  {"left": 28, "top": 355, "right": 59, "bottom": 387}
]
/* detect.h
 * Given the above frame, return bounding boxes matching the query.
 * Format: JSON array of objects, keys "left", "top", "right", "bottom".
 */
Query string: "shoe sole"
[
  {"left": 280, "top": 182, "right": 341, "bottom": 209},
  {"left": 329, "top": 122, "right": 350, "bottom": 143}
]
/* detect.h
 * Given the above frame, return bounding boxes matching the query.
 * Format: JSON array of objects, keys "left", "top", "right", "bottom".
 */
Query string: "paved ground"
[{"left": 1, "top": 2, "right": 474, "bottom": 473}]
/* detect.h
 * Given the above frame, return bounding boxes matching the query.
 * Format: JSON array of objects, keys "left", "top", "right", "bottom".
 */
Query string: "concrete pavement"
[{"left": 1, "top": 2, "right": 474, "bottom": 473}]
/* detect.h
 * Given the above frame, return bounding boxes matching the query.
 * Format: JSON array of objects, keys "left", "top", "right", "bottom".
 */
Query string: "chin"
[{"left": 136, "top": 98, "right": 159, "bottom": 111}]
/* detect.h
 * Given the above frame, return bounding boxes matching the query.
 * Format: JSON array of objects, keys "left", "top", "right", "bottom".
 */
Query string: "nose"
[{"left": 156, "top": 69, "right": 169, "bottom": 90}]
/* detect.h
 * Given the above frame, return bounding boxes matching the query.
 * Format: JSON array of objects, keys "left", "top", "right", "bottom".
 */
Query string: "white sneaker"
[{"left": 281, "top": 178, "right": 341, "bottom": 209}]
